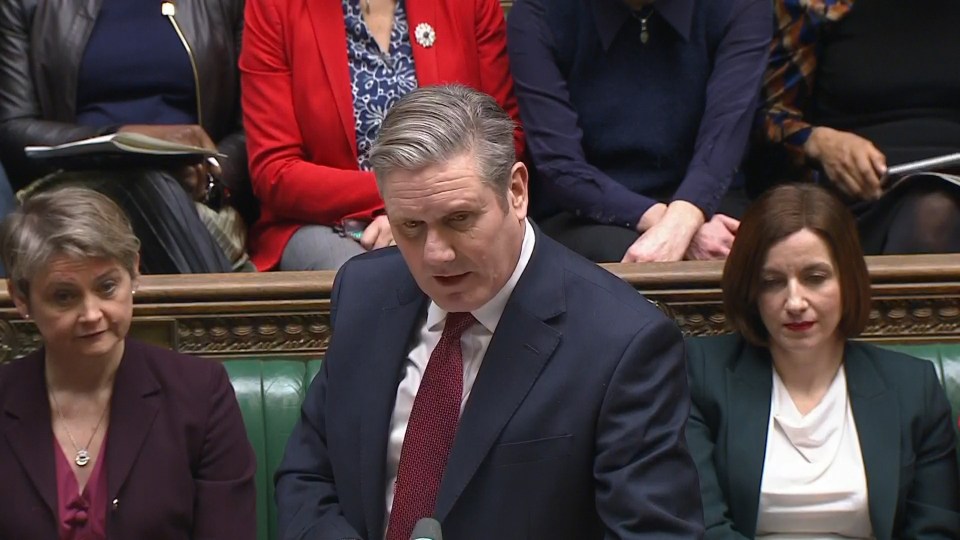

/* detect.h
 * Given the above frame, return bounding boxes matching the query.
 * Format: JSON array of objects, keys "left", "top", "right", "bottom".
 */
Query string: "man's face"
[{"left": 382, "top": 152, "right": 529, "bottom": 313}]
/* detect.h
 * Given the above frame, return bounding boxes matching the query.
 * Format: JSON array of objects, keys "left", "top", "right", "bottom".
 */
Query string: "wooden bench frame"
[{"left": 1, "top": 254, "right": 957, "bottom": 361}]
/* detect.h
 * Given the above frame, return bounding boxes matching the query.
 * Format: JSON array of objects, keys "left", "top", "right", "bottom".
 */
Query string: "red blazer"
[
  {"left": 240, "top": 0, "right": 525, "bottom": 270},
  {"left": 0, "top": 339, "right": 257, "bottom": 540}
]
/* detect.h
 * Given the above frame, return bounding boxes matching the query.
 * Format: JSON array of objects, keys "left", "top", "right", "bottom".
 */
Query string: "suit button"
[{"left": 112, "top": 499, "right": 119, "bottom": 511}]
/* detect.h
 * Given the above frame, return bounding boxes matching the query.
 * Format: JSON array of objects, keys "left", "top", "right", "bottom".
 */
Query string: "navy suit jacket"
[
  {"left": 686, "top": 334, "right": 960, "bottom": 539},
  {"left": 0, "top": 339, "right": 257, "bottom": 539},
  {"left": 275, "top": 228, "right": 704, "bottom": 539}
]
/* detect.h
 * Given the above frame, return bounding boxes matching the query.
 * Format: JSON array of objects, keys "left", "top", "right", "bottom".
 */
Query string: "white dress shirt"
[
  {"left": 383, "top": 219, "right": 536, "bottom": 527},
  {"left": 756, "top": 366, "right": 873, "bottom": 539}
]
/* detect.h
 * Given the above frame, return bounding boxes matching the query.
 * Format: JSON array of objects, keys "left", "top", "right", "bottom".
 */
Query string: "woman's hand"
[
  {"left": 804, "top": 127, "right": 887, "bottom": 200},
  {"left": 360, "top": 215, "right": 395, "bottom": 250},
  {"left": 117, "top": 124, "right": 219, "bottom": 200}
]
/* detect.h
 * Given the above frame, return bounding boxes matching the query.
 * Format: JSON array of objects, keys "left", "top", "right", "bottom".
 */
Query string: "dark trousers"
[
  {"left": 538, "top": 187, "right": 750, "bottom": 263},
  {"left": 38, "top": 169, "right": 233, "bottom": 274}
]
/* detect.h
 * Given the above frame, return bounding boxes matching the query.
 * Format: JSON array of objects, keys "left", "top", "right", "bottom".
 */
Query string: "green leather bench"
[
  {"left": 224, "top": 343, "right": 960, "bottom": 540},
  {"left": 225, "top": 359, "right": 324, "bottom": 540}
]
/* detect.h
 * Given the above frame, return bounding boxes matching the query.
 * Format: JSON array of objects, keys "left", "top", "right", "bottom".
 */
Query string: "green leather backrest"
[
  {"left": 222, "top": 344, "right": 960, "bottom": 540},
  {"left": 224, "top": 359, "right": 321, "bottom": 540}
]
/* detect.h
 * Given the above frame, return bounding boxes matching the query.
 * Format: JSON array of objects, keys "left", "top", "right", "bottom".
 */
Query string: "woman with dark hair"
[{"left": 687, "top": 183, "right": 959, "bottom": 538}]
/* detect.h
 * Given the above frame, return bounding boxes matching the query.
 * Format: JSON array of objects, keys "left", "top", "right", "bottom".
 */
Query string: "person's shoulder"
[
  {"left": 693, "top": 0, "right": 767, "bottom": 36},
  {"left": 128, "top": 339, "right": 226, "bottom": 392},
  {"left": 508, "top": 0, "right": 584, "bottom": 29},
  {"left": 333, "top": 248, "right": 411, "bottom": 298},
  {"left": 0, "top": 352, "right": 41, "bottom": 392},
  {"left": 548, "top": 238, "right": 666, "bottom": 323},
  {"left": 850, "top": 341, "right": 941, "bottom": 382},
  {"left": 0, "top": 353, "right": 35, "bottom": 376},
  {"left": 685, "top": 333, "right": 751, "bottom": 376},
  {"left": 848, "top": 342, "right": 953, "bottom": 422},
  {"left": 338, "top": 247, "right": 408, "bottom": 281},
  {"left": 686, "top": 333, "right": 747, "bottom": 359}
]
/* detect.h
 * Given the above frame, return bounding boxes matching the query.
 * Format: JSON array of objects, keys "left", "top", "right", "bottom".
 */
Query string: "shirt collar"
[
  {"left": 593, "top": 0, "right": 694, "bottom": 50},
  {"left": 426, "top": 219, "right": 536, "bottom": 335}
]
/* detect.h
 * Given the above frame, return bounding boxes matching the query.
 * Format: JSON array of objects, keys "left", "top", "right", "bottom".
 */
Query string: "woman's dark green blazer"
[{"left": 686, "top": 334, "right": 960, "bottom": 539}]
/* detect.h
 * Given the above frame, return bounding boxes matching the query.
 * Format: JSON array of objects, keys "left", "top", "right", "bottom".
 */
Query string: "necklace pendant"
[
  {"left": 640, "top": 23, "right": 649, "bottom": 44},
  {"left": 75, "top": 449, "right": 90, "bottom": 467}
]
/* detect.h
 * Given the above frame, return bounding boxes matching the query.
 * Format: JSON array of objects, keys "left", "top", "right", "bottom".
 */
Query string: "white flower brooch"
[{"left": 414, "top": 22, "right": 436, "bottom": 48}]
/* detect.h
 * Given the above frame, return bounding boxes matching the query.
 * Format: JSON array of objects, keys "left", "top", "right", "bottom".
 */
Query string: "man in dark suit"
[{"left": 275, "top": 85, "right": 703, "bottom": 540}]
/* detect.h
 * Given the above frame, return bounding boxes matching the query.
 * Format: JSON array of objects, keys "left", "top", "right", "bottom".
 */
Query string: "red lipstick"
[{"left": 784, "top": 321, "right": 814, "bottom": 332}]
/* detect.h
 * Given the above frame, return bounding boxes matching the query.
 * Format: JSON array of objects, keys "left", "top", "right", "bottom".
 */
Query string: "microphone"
[{"left": 409, "top": 517, "right": 443, "bottom": 540}]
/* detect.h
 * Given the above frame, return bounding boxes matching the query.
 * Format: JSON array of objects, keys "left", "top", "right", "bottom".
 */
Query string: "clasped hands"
[
  {"left": 622, "top": 126, "right": 890, "bottom": 263},
  {"left": 621, "top": 200, "right": 739, "bottom": 263}
]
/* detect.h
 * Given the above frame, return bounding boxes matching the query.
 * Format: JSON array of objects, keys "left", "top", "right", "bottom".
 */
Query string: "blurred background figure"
[
  {"left": 0, "top": 187, "right": 256, "bottom": 539},
  {"left": 687, "top": 183, "right": 959, "bottom": 538},
  {"left": 507, "top": 0, "right": 771, "bottom": 263},
  {"left": 0, "top": 0, "right": 251, "bottom": 274},
  {"left": 240, "top": 0, "right": 524, "bottom": 271},
  {"left": 753, "top": 0, "right": 960, "bottom": 254}
]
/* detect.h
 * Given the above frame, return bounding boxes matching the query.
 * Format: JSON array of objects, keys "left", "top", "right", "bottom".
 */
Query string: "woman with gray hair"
[{"left": 0, "top": 187, "right": 256, "bottom": 539}]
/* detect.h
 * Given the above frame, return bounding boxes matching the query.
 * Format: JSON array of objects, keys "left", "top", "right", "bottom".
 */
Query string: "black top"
[
  {"left": 75, "top": 0, "right": 197, "bottom": 127},
  {"left": 812, "top": 0, "right": 960, "bottom": 165}
]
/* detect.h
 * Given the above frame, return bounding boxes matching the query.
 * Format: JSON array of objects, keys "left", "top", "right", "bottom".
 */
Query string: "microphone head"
[{"left": 409, "top": 517, "right": 443, "bottom": 540}]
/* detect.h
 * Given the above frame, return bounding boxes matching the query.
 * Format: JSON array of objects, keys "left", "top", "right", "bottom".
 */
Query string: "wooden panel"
[{"left": 1, "top": 254, "right": 958, "bottom": 361}]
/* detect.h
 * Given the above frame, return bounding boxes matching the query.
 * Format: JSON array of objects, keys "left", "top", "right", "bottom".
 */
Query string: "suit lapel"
[
  {"left": 725, "top": 344, "right": 773, "bottom": 538},
  {"left": 433, "top": 231, "right": 564, "bottom": 522},
  {"left": 2, "top": 352, "right": 57, "bottom": 519},
  {"left": 306, "top": 0, "right": 357, "bottom": 155},
  {"left": 360, "top": 277, "right": 429, "bottom": 538},
  {"left": 407, "top": 0, "right": 440, "bottom": 85},
  {"left": 106, "top": 341, "right": 162, "bottom": 501},
  {"left": 845, "top": 344, "right": 898, "bottom": 540}
]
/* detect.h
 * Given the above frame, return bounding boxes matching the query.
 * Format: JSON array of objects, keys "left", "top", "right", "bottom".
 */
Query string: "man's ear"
[
  {"left": 507, "top": 161, "right": 529, "bottom": 221},
  {"left": 7, "top": 280, "right": 29, "bottom": 320}
]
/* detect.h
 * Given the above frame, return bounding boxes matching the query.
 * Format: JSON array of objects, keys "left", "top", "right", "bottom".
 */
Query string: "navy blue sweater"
[
  {"left": 76, "top": 0, "right": 197, "bottom": 127},
  {"left": 508, "top": 0, "right": 771, "bottom": 227}
]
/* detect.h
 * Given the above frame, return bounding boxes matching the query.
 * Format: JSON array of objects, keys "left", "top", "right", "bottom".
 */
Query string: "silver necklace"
[
  {"left": 50, "top": 391, "right": 109, "bottom": 467},
  {"left": 633, "top": 7, "right": 655, "bottom": 44}
]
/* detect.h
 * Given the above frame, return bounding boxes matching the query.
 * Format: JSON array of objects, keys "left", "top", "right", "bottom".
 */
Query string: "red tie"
[{"left": 386, "top": 312, "right": 476, "bottom": 540}]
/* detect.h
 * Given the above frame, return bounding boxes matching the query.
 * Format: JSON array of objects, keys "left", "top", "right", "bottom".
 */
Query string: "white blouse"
[{"left": 756, "top": 366, "right": 874, "bottom": 539}]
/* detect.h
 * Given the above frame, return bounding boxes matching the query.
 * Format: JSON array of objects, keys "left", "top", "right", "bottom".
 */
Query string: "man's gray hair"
[
  {"left": 0, "top": 187, "right": 141, "bottom": 298},
  {"left": 369, "top": 84, "right": 517, "bottom": 198}
]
